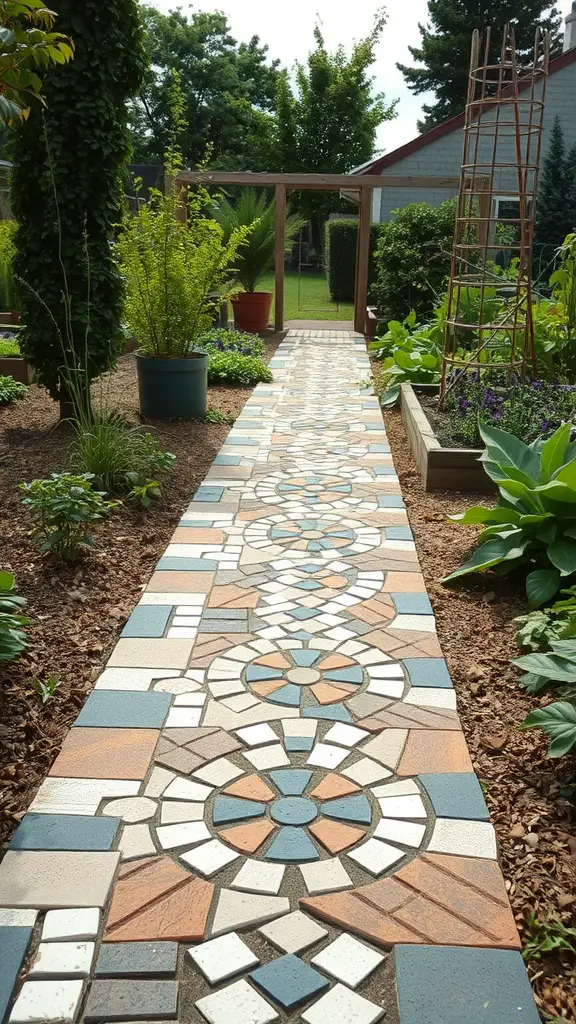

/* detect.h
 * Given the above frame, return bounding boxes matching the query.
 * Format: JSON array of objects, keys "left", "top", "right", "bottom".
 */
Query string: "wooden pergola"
[{"left": 177, "top": 170, "right": 460, "bottom": 334}]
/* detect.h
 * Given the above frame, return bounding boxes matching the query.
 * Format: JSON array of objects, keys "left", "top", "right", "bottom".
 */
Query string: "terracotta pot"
[{"left": 231, "top": 292, "right": 272, "bottom": 333}]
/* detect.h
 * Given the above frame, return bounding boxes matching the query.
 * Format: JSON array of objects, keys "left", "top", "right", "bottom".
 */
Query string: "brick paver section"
[{"left": 0, "top": 330, "right": 540, "bottom": 1024}]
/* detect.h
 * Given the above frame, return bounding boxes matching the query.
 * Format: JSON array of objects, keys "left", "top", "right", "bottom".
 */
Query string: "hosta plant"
[
  {"left": 521, "top": 701, "right": 576, "bottom": 757},
  {"left": 0, "top": 569, "right": 28, "bottom": 662},
  {"left": 443, "top": 421, "right": 576, "bottom": 607},
  {"left": 369, "top": 310, "right": 442, "bottom": 406},
  {"left": 514, "top": 587, "right": 576, "bottom": 651},
  {"left": 512, "top": 641, "right": 576, "bottom": 697}
]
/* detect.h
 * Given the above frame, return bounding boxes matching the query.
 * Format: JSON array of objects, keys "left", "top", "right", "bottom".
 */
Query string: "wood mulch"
[
  {"left": 384, "top": 407, "right": 576, "bottom": 1023},
  {"left": 0, "top": 339, "right": 279, "bottom": 851}
]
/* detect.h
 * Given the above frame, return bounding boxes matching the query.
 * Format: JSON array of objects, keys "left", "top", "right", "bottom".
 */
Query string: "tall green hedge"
[
  {"left": 324, "top": 219, "right": 384, "bottom": 302},
  {"left": 10, "top": 0, "right": 146, "bottom": 408}
]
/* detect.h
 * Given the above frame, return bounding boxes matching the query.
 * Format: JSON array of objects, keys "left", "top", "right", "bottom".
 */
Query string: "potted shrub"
[
  {"left": 212, "top": 190, "right": 304, "bottom": 333},
  {"left": 0, "top": 330, "right": 35, "bottom": 383},
  {"left": 0, "top": 221, "right": 20, "bottom": 326},
  {"left": 117, "top": 177, "right": 248, "bottom": 420}
]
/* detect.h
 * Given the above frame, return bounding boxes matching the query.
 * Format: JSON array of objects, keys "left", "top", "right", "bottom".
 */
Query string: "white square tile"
[
  {"left": 193, "top": 759, "right": 244, "bottom": 787},
  {"left": 373, "top": 819, "right": 426, "bottom": 848},
  {"left": 258, "top": 910, "right": 327, "bottom": 954},
  {"left": 187, "top": 931, "right": 259, "bottom": 984},
  {"left": 41, "top": 909, "right": 99, "bottom": 943},
  {"left": 221, "top": 694, "right": 260, "bottom": 713},
  {"left": 174, "top": 693, "right": 206, "bottom": 706},
  {"left": 165, "top": 707, "right": 202, "bottom": 727},
  {"left": 164, "top": 777, "right": 213, "bottom": 802},
  {"left": 346, "top": 838, "right": 404, "bottom": 876},
  {"left": 299, "top": 858, "right": 352, "bottom": 895},
  {"left": 231, "top": 860, "right": 285, "bottom": 895},
  {"left": 0, "top": 909, "right": 38, "bottom": 928},
  {"left": 311, "top": 933, "right": 384, "bottom": 988},
  {"left": 367, "top": 679, "right": 404, "bottom": 698},
  {"left": 9, "top": 980, "right": 84, "bottom": 1024},
  {"left": 181, "top": 839, "right": 240, "bottom": 877},
  {"left": 404, "top": 687, "right": 457, "bottom": 710},
  {"left": 306, "top": 743, "right": 349, "bottom": 769},
  {"left": 28, "top": 941, "right": 95, "bottom": 978},
  {"left": 243, "top": 745, "right": 290, "bottom": 770},
  {"left": 156, "top": 821, "right": 211, "bottom": 850},
  {"left": 323, "top": 723, "right": 369, "bottom": 747},
  {"left": 360, "top": 730, "right": 407, "bottom": 769},
  {"left": 195, "top": 979, "right": 278, "bottom": 1024},
  {"left": 370, "top": 780, "right": 419, "bottom": 798},
  {"left": 209, "top": 680, "right": 245, "bottom": 698},
  {"left": 377, "top": 795, "right": 427, "bottom": 819},
  {"left": 341, "top": 758, "right": 391, "bottom": 786},
  {"left": 160, "top": 801, "right": 204, "bottom": 824},
  {"left": 282, "top": 720, "right": 317, "bottom": 738},
  {"left": 235, "top": 724, "right": 277, "bottom": 747},
  {"left": 428, "top": 819, "right": 497, "bottom": 859},
  {"left": 118, "top": 824, "right": 156, "bottom": 861},
  {"left": 301, "top": 983, "right": 383, "bottom": 1024}
]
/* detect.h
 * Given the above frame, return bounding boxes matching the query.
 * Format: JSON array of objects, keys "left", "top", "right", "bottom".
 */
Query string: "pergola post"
[
  {"left": 354, "top": 186, "right": 372, "bottom": 334},
  {"left": 274, "top": 183, "right": 286, "bottom": 332}
]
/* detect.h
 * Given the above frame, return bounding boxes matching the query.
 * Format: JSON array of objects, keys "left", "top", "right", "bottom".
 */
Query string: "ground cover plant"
[
  {"left": 207, "top": 352, "right": 272, "bottom": 386},
  {"left": 0, "top": 570, "right": 28, "bottom": 663},
  {"left": 20, "top": 472, "right": 119, "bottom": 563},
  {"left": 0, "top": 334, "right": 20, "bottom": 356},
  {"left": 197, "top": 328, "right": 264, "bottom": 357},
  {"left": 0, "top": 374, "right": 26, "bottom": 404}
]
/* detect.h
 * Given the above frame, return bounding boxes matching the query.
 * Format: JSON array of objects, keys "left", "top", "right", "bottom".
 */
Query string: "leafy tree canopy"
[
  {"left": 130, "top": 6, "right": 280, "bottom": 170},
  {"left": 398, "top": 0, "right": 563, "bottom": 133},
  {"left": 0, "top": 0, "right": 73, "bottom": 123}
]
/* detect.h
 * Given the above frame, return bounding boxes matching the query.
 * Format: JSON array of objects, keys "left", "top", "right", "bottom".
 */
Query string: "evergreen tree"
[
  {"left": 398, "top": 1, "right": 562, "bottom": 133},
  {"left": 10, "top": 0, "right": 146, "bottom": 413},
  {"left": 535, "top": 117, "right": 576, "bottom": 254}
]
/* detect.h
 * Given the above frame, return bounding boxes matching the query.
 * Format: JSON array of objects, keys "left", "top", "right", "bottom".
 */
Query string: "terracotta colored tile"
[
  {"left": 414, "top": 637, "right": 444, "bottom": 657},
  {"left": 50, "top": 728, "right": 158, "bottom": 780},
  {"left": 251, "top": 680, "right": 287, "bottom": 697},
  {"left": 218, "top": 820, "right": 276, "bottom": 853},
  {"left": 208, "top": 585, "right": 259, "bottom": 609},
  {"left": 155, "top": 747, "right": 204, "bottom": 773},
  {"left": 398, "top": 731, "right": 472, "bottom": 775},
  {"left": 360, "top": 878, "right": 415, "bottom": 915},
  {"left": 188, "top": 731, "right": 243, "bottom": 760},
  {"left": 105, "top": 857, "right": 213, "bottom": 942},
  {"left": 383, "top": 572, "right": 427, "bottom": 592},
  {"left": 394, "top": 892, "right": 488, "bottom": 945},
  {"left": 318, "top": 654, "right": 354, "bottom": 670},
  {"left": 236, "top": 509, "right": 270, "bottom": 522},
  {"left": 309, "top": 773, "right": 361, "bottom": 801},
  {"left": 322, "top": 575, "right": 348, "bottom": 589},
  {"left": 354, "top": 717, "right": 387, "bottom": 733},
  {"left": 311, "top": 682, "right": 355, "bottom": 705},
  {"left": 372, "top": 704, "right": 461, "bottom": 730},
  {"left": 309, "top": 820, "right": 366, "bottom": 854},
  {"left": 256, "top": 653, "right": 291, "bottom": 669},
  {"left": 191, "top": 636, "right": 251, "bottom": 665},
  {"left": 360, "top": 630, "right": 405, "bottom": 653},
  {"left": 171, "top": 528, "right": 225, "bottom": 543},
  {"left": 300, "top": 891, "right": 421, "bottom": 946},
  {"left": 223, "top": 774, "right": 276, "bottom": 802},
  {"left": 147, "top": 571, "right": 214, "bottom": 593}
]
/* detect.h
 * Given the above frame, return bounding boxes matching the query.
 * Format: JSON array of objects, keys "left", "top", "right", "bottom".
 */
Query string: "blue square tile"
[
  {"left": 392, "top": 593, "right": 433, "bottom": 615},
  {"left": 403, "top": 658, "right": 453, "bottom": 689},
  {"left": 250, "top": 954, "right": 329, "bottom": 1009},
  {"left": 194, "top": 486, "right": 224, "bottom": 501},
  {"left": 121, "top": 605, "right": 172, "bottom": 638},
  {"left": 10, "top": 813, "right": 121, "bottom": 851},
  {"left": 395, "top": 946, "right": 540, "bottom": 1024},
  {"left": 156, "top": 557, "right": 218, "bottom": 571},
  {"left": 74, "top": 691, "right": 171, "bottom": 728},
  {"left": 419, "top": 773, "right": 489, "bottom": 821},
  {"left": 285, "top": 736, "right": 314, "bottom": 752},
  {"left": 0, "top": 926, "right": 33, "bottom": 1021},
  {"left": 374, "top": 466, "right": 396, "bottom": 476},
  {"left": 369, "top": 444, "right": 390, "bottom": 453},
  {"left": 214, "top": 454, "right": 240, "bottom": 466},
  {"left": 385, "top": 526, "right": 413, "bottom": 540},
  {"left": 378, "top": 495, "right": 405, "bottom": 508}
]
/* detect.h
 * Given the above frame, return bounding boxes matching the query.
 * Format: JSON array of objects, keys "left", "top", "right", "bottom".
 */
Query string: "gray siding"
[{"left": 377, "top": 58, "right": 576, "bottom": 222}]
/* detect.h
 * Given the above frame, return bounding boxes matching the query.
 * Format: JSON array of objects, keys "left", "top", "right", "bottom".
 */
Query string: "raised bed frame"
[{"left": 400, "top": 382, "right": 494, "bottom": 492}]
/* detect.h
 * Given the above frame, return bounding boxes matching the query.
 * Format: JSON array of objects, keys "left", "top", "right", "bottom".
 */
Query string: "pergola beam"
[{"left": 177, "top": 170, "right": 460, "bottom": 191}]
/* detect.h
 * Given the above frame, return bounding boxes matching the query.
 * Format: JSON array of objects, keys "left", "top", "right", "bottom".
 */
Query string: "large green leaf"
[
  {"left": 479, "top": 421, "right": 540, "bottom": 481},
  {"left": 547, "top": 540, "right": 576, "bottom": 577},
  {"left": 520, "top": 701, "right": 576, "bottom": 757},
  {"left": 512, "top": 650, "right": 576, "bottom": 681},
  {"left": 540, "top": 423, "right": 573, "bottom": 483},
  {"left": 553, "top": 456, "right": 576, "bottom": 489},
  {"left": 442, "top": 534, "right": 529, "bottom": 583},
  {"left": 448, "top": 506, "right": 519, "bottom": 526},
  {"left": 526, "top": 569, "right": 561, "bottom": 607},
  {"left": 537, "top": 481, "right": 576, "bottom": 505}
]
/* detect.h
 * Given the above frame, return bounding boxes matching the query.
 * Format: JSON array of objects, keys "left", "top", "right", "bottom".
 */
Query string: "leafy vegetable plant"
[
  {"left": 443, "top": 421, "right": 576, "bottom": 607},
  {"left": 369, "top": 310, "right": 442, "bottom": 405},
  {"left": 207, "top": 353, "right": 272, "bottom": 386},
  {"left": 20, "top": 473, "right": 118, "bottom": 563},
  {"left": 0, "top": 569, "right": 28, "bottom": 662}
]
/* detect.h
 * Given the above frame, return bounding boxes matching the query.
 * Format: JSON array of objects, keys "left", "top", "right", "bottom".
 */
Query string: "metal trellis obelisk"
[{"left": 439, "top": 24, "right": 550, "bottom": 403}]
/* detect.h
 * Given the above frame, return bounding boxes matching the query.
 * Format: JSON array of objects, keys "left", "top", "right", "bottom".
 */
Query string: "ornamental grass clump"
[{"left": 443, "top": 421, "right": 576, "bottom": 607}]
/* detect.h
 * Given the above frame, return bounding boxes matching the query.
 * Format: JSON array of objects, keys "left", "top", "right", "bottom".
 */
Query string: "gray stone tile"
[
  {"left": 121, "top": 606, "right": 172, "bottom": 638},
  {"left": 95, "top": 942, "right": 178, "bottom": 977},
  {"left": 83, "top": 980, "right": 178, "bottom": 1022},
  {"left": 0, "top": 925, "right": 33, "bottom": 1021}
]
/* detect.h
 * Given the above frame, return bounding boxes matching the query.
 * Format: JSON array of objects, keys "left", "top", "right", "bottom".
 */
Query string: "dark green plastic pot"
[{"left": 136, "top": 351, "right": 208, "bottom": 420}]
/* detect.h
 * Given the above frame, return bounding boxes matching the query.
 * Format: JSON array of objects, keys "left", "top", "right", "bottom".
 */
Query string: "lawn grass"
[{"left": 259, "top": 268, "right": 354, "bottom": 322}]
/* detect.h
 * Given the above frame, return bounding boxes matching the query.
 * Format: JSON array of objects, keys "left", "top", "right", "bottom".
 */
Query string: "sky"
[{"left": 147, "top": 0, "right": 575, "bottom": 157}]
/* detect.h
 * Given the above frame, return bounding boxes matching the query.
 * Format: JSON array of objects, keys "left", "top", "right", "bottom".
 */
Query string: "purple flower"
[{"left": 491, "top": 409, "right": 504, "bottom": 421}]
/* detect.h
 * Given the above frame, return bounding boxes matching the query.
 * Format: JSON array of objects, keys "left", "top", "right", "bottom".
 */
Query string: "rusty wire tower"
[{"left": 439, "top": 24, "right": 551, "bottom": 403}]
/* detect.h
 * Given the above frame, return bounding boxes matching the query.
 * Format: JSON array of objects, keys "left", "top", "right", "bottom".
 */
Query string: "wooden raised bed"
[
  {"left": 400, "top": 382, "right": 494, "bottom": 492},
  {"left": 0, "top": 354, "right": 35, "bottom": 384}
]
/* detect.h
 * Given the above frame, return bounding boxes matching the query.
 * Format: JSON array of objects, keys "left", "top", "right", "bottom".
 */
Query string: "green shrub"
[
  {"left": 442, "top": 422, "right": 576, "bottom": 607},
  {"left": 71, "top": 412, "right": 175, "bottom": 502},
  {"left": 208, "top": 353, "right": 272, "bottom": 386},
  {"left": 369, "top": 310, "right": 442, "bottom": 405},
  {"left": 0, "top": 570, "right": 28, "bottom": 663},
  {"left": 0, "top": 375, "right": 27, "bottom": 404},
  {"left": 197, "top": 328, "right": 264, "bottom": 358},
  {"left": 371, "top": 200, "right": 456, "bottom": 321},
  {"left": 324, "top": 220, "right": 384, "bottom": 302},
  {"left": 20, "top": 472, "right": 118, "bottom": 563},
  {"left": 0, "top": 335, "right": 21, "bottom": 356}
]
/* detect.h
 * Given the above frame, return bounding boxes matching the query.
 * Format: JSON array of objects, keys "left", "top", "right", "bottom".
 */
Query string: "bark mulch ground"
[
  {"left": 385, "top": 407, "right": 576, "bottom": 1023},
  {"left": 0, "top": 339, "right": 279, "bottom": 851}
]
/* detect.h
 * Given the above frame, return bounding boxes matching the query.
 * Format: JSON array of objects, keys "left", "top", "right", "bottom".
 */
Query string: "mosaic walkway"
[{"left": 0, "top": 330, "right": 540, "bottom": 1023}]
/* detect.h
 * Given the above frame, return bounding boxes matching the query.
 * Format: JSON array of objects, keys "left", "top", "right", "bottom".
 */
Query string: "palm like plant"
[{"left": 212, "top": 189, "right": 304, "bottom": 293}]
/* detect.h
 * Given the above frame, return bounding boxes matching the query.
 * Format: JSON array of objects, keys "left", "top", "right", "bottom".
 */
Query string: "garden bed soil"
[
  {"left": 384, "top": 406, "right": 576, "bottom": 1022},
  {"left": 419, "top": 390, "right": 482, "bottom": 449},
  {"left": 0, "top": 338, "right": 280, "bottom": 850}
]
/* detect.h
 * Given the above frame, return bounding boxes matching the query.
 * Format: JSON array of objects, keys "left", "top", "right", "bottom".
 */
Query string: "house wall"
[{"left": 376, "top": 58, "right": 576, "bottom": 222}]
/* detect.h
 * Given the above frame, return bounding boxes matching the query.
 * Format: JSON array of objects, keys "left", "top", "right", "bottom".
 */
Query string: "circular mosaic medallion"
[
  {"left": 242, "top": 512, "right": 381, "bottom": 559},
  {"left": 244, "top": 469, "right": 380, "bottom": 514}
]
